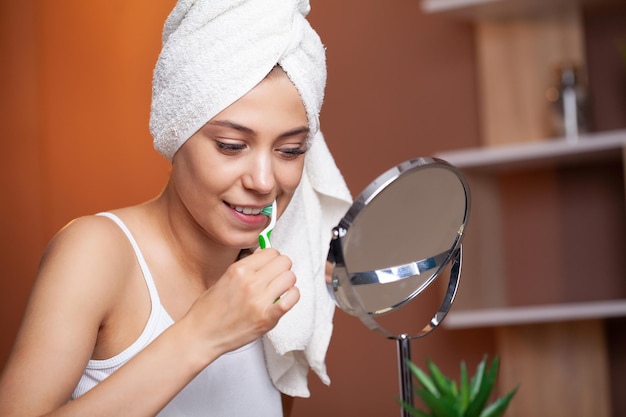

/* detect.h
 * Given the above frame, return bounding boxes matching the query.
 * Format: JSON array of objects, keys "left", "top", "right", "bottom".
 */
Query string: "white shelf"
[
  {"left": 421, "top": 0, "right": 606, "bottom": 20},
  {"left": 443, "top": 299, "right": 626, "bottom": 329},
  {"left": 435, "top": 129, "right": 626, "bottom": 172}
]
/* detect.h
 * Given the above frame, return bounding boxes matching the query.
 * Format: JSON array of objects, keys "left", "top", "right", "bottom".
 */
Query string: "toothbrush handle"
[{"left": 259, "top": 232, "right": 272, "bottom": 249}]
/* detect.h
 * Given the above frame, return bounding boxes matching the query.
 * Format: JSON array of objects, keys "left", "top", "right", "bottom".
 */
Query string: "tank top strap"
[{"left": 96, "top": 212, "right": 161, "bottom": 306}]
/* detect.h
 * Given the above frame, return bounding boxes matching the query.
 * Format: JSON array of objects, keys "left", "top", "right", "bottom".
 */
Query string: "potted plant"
[{"left": 401, "top": 355, "right": 518, "bottom": 417}]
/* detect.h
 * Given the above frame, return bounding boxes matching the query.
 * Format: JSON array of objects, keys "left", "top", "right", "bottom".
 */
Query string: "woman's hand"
[{"left": 183, "top": 248, "right": 300, "bottom": 359}]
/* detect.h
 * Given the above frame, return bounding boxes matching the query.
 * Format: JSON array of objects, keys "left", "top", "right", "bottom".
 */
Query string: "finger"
[
  {"left": 265, "top": 269, "right": 297, "bottom": 302},
  {"left": 256, "top": 254, "right": 292, "bottom": 280},
  {"left": 238, "top": 247, "right": 281, "bottom": 270},
  {"left": 273, "top": 287, "right": 300, "bottom": 312}
]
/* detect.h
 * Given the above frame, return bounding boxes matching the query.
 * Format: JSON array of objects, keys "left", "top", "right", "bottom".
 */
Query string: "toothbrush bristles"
[{"left": 260, "top": 204, "right": 273, "bottom": 216}]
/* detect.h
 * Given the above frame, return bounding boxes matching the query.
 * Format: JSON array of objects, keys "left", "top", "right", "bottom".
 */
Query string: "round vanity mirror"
[
  {"left": 326, "top": 157, "right": 471, "bottom": 416},
  {"left": 327, "top": 157, "right": 470, "bottom": 338}
]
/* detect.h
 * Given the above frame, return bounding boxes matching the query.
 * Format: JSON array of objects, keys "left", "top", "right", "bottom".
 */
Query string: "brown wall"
[
  {"left": 0, "top": 1, "right": 488, "bottom": 416},
  {"left": 0, "top": 0, "right": 174, "bottom": 386},
  {"left": 310, "top": 1, "right": 481, "bottom": 193}
]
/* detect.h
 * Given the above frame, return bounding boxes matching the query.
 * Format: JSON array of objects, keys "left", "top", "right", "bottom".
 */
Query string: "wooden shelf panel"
[
  {"left": 444, "top": 299, "right": 626, "bottom": 329},
  {"left": 421, "top": 0, "right": 613, "bottom": 20},
  {"left": 435, "top": 129, "right": 626, "bottom": 172}
]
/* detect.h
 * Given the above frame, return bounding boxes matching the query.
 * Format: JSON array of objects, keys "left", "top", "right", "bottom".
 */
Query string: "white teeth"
[{"left": 233, "top": 206, "right": 262, "bottom": 215}]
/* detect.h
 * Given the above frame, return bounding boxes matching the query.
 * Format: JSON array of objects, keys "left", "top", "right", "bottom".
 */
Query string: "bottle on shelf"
[{"left": 546, "top": 63, "right": 590, "bottom": 143}]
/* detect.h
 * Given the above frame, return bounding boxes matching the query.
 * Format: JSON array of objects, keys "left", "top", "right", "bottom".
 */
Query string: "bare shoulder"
[
  {"left": 0, "top": 213, "right": 141, "bottom": 412},
  {"left": 42, "top": 213, "right": 136, "bottom": 270},
  {"left": 37, "top": 213, "right": 138, "bottom": 316},
  {"left": 45, "top": 213, "right": 132, "bottom": 262}
]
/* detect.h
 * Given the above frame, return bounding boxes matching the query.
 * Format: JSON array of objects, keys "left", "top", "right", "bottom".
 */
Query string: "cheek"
[
  {"left": 276, "top": 159, "right": 305, "bottom": 213},
  {"left": 278, "top": 159, "right": 305, "bottom": 193},
  {"left": 173, "top": 147, "right": 232, "bottom": 200}
]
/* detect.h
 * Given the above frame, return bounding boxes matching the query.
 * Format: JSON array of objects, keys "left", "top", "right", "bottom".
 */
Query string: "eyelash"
[
  {"left": 215, "top": 141, "right": 308, "bottom": 159},
  {"left": 216, "top": 142, "right": 245, "bottom": 153},
  {"left": 280, "top": 147, "right": 308, "bottom": 159}
]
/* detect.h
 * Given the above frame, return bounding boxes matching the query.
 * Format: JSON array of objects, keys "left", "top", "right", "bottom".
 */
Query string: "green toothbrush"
[{"left": 258, "top": 200, "right": 276, "bottom": 249}]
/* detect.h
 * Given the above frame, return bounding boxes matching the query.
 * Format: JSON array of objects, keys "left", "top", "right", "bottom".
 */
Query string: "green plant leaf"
[
  {"left": 415, "top": 388, "right": 460, "bottom": 417},
  {"left": 409, "top": 361, "right": 439, "bottom": 396},
  {"left": 469, "top": 355, "right": 487, "bottom": 400},
  {"left": 398, "top": 398, "right": 435, "bottom": 417},
  {"left": 465, "top": 357, "right": 500, "bottom": 417},
  {"left": 479, "top": 386, "right": 519, "bottom": 417},
  {"left": 458, "top": 361, "right": 470, "bottom": 413},
  {"left": 400, "top": 356, "right": 517, "bottom": 417},
  {"left": 427, "top": 359, "right": 457, "bottom": 402}
]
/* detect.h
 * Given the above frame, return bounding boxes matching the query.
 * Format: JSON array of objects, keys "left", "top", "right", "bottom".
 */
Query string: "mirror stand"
[
  {"left": 397, "top": 333, "right": 414, "bottom": 415},
  {"left": 331, "top": 245, "right": 462, "bottom": 416},
  {"left": 391, "top": 247, "right": 462, "bottom": 416}
]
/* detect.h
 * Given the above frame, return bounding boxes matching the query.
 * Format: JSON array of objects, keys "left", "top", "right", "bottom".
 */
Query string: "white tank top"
[{"left": 71, "top": 212, "right": 282, "bottom": 416}]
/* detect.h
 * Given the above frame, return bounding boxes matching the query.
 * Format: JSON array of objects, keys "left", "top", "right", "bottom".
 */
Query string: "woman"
[{"left": 0, "top": 0, "right": 351, "bottom": 416}]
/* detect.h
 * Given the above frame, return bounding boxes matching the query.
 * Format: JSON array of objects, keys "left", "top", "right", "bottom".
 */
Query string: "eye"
[
  {"left": 215, "top": 141, "right": 246, "bottom": 155},
  {"left": 278, "top": 143, "right": 308, "bottom": 160}
]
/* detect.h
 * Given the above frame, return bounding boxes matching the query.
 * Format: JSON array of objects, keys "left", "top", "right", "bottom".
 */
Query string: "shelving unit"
[
  {"left": 423, "top": 0, "right": 626, "bottom": 415},
  {"left": 439, "top": 130, "right": 626, "bottom": 329},
  {"left": 433, "top": 130, "right": 626, "bottom": 417},
  {"left": 435, "top": 128, "right": 626, "bottom": 312}
]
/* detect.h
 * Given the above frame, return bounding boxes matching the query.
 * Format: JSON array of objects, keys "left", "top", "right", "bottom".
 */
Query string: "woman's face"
[{"left": 171, "top": 70, "right": 309, "bottom": 249}]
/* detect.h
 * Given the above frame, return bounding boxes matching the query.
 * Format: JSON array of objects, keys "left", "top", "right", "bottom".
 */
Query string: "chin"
[{"left": 227, "top": 236, "right": 259, "bottom": 251}]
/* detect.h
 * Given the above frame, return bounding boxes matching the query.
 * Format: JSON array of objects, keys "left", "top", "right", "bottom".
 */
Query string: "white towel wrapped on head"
[
  {"left": 149, "top": 0, "right": 353, "bottom": 398},
  {"left": 151, "top": 0, "right": 326, "bottom": 159}
]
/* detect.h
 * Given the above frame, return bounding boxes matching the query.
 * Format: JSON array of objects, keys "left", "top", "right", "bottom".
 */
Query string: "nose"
[{"left": 242, "top": 151, "right": 275, "bottom": 194}]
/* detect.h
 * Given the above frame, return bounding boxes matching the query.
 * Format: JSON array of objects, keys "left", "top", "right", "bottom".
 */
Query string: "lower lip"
[{"left": 227, "top": 204, "right": 269, "bottom": 228}]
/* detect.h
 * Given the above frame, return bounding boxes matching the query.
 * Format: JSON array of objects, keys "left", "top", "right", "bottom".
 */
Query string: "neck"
[{"left": 148, "top": 186, "right": 242, "bottom": 288}]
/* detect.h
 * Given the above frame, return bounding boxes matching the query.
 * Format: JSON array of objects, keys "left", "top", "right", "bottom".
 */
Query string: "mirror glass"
[{"left": 328, "top": 157, "right": 470, "bottom": 336}]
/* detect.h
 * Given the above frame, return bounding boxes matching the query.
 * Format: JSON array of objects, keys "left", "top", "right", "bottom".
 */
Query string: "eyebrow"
[{"left": 209, "top": 120, "right": 309, "bottom": 139}]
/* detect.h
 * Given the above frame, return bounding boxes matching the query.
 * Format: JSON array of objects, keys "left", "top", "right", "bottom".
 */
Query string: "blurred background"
[{"left": 1, "top": 0, "right": 625, "bottom": 416}]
